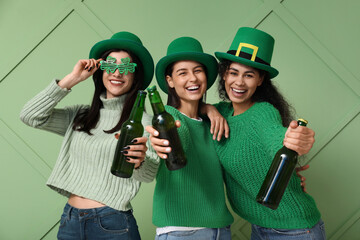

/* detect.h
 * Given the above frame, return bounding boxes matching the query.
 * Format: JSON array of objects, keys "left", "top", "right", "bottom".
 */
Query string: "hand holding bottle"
[
  {"left": 114, "top": 135, "right": 148, "bottom": 168},
  {"left": 283, "top": 120, "right": 315, "bottom": 156},
  {"left": 145, "top": 121, "right": 181, "bottom": 160},
  {"left": 146, "top": 86, "right": 187, "bottom": 170},
  {"left": 256, "top": 119, "right": 310, "bottom": 209}
]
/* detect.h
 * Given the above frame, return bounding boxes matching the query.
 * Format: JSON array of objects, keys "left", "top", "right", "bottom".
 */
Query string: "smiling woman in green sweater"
[
  {"left": 213, "top": 27, "right": 326, "bottom": 240},
  {"left": 20, "top": 32, "right": 159, "bottom": 240},
  {"left": 146, "top": 36, "right": 234, "bottom": 240}
]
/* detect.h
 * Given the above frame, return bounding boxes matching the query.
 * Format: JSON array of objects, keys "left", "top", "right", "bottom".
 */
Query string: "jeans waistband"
[{"left": 63, "top": 202, "right": 133, "bottom": 221}]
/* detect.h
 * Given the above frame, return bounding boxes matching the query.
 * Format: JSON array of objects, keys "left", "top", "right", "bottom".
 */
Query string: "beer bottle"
[
  {"left": 147, "top": 85, "right": 187, "bottom": 170},
  {"left": 111, "top": 90, "right": 147, "bottom": 178},
  {"left": 256, "top": 119, "right": 308, "bottom": 210}
]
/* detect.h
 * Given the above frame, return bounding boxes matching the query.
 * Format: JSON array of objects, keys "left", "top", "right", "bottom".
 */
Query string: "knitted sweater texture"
[
  {"left": 20, "top": 80, "right": 159, "bottom": 211},
  {"left": 214, "top": 101, "right": 321, "bottom": 229},
  {"left": 152, "top": 106, "right": 234, "bottom": 228}
]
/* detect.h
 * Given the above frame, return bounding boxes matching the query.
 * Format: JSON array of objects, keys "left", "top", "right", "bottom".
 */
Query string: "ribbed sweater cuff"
[{"left": 44, "top": 79, "right": 71, "bottom": 102}]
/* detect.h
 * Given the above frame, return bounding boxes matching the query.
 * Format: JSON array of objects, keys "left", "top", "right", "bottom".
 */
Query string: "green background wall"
[{"left": 1, "top": 0, "right": 359, "bottom": 239}]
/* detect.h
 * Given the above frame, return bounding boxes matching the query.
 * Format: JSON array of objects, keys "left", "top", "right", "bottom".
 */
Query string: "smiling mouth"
[
  {"left": 186, "top": 85, "right": 200, "bottom": 91},
  {"left": 110, "top": 80, "right": 125, "bottom": 85},
  {"left": 232, "top": 88, "right": 246, "bottom": 94}
]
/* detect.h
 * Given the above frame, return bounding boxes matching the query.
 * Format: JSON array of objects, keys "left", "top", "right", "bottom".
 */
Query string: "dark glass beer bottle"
[
  {"left": 147, "top": 86, "right": 187, "bottom": 170},
  {"left": 256, "top": 119, "right": 308, "bottom": 210},
  {"left": 111, "top": 90, "right": 147, "bottom": 178}
]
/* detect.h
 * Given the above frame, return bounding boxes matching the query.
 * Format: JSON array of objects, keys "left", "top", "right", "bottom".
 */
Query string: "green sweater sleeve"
[{"left": 248, "top": 102, "right": 287, "bottom": 157}]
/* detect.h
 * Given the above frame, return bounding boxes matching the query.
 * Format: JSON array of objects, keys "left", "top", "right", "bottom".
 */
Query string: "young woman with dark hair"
[
  {"left": 212, "top": 27, "right": 325, "bottom": 240},
  {"left": 147, "top": 34, "right": 318, "bottom": 240},
  {"left": 20, "top": 32, "right": 159, "bottom": 240},
  {"left": 146, "top": 36, "right": 234, "bottom": 240},
  {"left": 72, "top": 48, "right": 144, "bottom": 134}
]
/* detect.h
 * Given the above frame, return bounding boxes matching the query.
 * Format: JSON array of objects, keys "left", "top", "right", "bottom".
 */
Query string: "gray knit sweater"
[{"left": 20, "top": 80, "right": 159, "bottom": 211}]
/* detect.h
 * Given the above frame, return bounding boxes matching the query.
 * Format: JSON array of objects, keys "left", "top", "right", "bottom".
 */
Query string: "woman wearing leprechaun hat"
[
  {"left": 147, "top": 32, "right": 318, "bottom": 239},
  {"left": 212, "top": 27, "right": 325, "bottom": 239},
  {"left": 145, "top": 36, "right": 234, "bottom": 239},
  {"left": 20, "top": 31, "right": 160, "bottom": 239}
]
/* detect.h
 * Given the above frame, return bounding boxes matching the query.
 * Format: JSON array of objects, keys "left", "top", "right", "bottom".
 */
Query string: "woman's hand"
[
  {"left": 283, "top": 120, "right": 315, "bottom": 156},
  {"left": 115, "top": 135, "right": 148, "bottom": 169},
  {"left": 296, "top": 164, "right": 310, "bottom": 193},
  {"left": 58, "top": 58, "right": 102, "bottom": 89},
  {"left": 145, "top": 121, "right": 181, "bottom": 159},
  {"left": 200, "top": 104, "right": 229, "bottom": 141}
]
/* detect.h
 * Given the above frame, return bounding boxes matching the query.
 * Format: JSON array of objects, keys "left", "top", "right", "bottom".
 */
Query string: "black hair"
[
  {"left": 164, "top": 61, "right": 206, "bottom": 113},
  {"left": 218, "top": 60, "right": 294, "bottom": 126},
  {"left": 72, "top": 48, "right": 144, "bottom": 135}
]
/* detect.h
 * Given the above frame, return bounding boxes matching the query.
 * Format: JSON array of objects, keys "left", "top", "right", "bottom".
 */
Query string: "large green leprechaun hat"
[
  {"left": 215, "top": 27, "right": 279, "bottom": 78},
  {"left": 156, "top": 37, "right": 218, "bottom": 93},
  {"left": 89, "top": 31, "right": 154, "bottom": 89}
]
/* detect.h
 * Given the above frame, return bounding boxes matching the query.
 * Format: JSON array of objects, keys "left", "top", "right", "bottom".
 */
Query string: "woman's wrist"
[{"left": 58, "top": 74, "right": 80, "bottom": 90}]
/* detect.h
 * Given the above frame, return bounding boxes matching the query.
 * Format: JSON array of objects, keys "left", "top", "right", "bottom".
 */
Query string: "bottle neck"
[
  {"left": 128, "top": 92, "right": 146, "bottom": 122},
  {"left": 149, "top": 91, "right": 165, "bottom": 115}
]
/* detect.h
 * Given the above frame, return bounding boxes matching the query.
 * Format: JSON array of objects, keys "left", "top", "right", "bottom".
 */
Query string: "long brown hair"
[{"left": 72, "top": 49, "right": 144, "bottom": 135}]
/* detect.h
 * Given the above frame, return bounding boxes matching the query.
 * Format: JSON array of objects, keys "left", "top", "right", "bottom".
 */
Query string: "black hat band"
[{"left": 227, "top": 50, "right": 270, "bottom": 66}]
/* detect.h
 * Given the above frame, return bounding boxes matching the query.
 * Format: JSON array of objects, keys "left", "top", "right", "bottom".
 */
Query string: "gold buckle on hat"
[{"left": 236, "top": 43, "right": 258, "bottom": 61}]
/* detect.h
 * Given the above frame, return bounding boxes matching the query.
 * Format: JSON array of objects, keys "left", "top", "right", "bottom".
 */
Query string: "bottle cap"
[
  {"left": 147, "top": 85, "right": 157, "bottom": 93},
  {"left": 138, "top": 90, "right": 147, "bottom": 96},
  {"left": 297, "top": 118, "right": 308, "bottom": 124}
]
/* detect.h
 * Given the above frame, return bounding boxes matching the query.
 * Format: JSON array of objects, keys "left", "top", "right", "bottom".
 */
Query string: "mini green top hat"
[
  {"left": 215, "top": 27, "right": 279, "bottom": 78},
  {"left": 89, "top": 31, "right": 154, "bottom": 89},
  {"left": 155, "top": 37, "right": 218, "bottom": 94}
]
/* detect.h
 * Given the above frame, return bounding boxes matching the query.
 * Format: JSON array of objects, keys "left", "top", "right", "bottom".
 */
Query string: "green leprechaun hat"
[
  {"left": 156, "top": 37, "right": 218, "bottom": 93},
  {"left": 89, "top": 31, "right": 154, "bottom": 89},
  {"left": 215, "top": 27, "right": 279, "bottom": 78}
]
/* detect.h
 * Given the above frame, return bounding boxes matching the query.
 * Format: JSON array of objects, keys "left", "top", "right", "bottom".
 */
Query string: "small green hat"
[
  {"left": 155, "top": 37, "right": 218, "bottom": 94},
  {"left": 89, "top": 31, "right": 154, "bottom": 89},
  {"left": 215, "top": 27, "right": 279, "bottom": 78}
]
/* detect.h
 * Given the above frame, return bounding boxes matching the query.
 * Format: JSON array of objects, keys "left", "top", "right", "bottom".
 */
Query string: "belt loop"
[{"left": 66, "top": 203, "right": 73, "bottom": 221}]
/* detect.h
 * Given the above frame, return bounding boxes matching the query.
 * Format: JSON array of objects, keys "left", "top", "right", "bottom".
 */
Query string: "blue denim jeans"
[
  {"left": 155, "top": 226, "right": 231, "bottom": 240},
  {"left": 251, "top": 220, "right": 326, "bottom": 240},
  {"left": 57, "top": 203, "right": 141, "bottom": 240}
]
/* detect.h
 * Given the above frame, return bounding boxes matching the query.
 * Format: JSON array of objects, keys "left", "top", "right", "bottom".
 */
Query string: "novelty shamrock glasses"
[{"left": 100, "top": 56, "right": 137, "bottom": 75}]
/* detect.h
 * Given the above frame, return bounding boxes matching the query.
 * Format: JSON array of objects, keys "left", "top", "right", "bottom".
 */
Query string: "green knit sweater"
[
  {"left": 214, "top": 101, "right": 321, "bottom": 229},
  {"left": 152, "top": 106, "right": 234, "bottom": 228},
  {"left": 20, "top": 80, "right": 159, "bottom": 211}
]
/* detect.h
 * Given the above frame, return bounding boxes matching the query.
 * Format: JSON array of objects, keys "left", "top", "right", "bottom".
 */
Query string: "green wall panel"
[
  {"left": 0, "top": 0, "right": 69, "bottom": 81},
  {"left": 0, "top": 0, "right": 359, "bottom": 239},
  {"left": 256, "top": 12, "right": 359, "bottom": 147},
  {"left": 283, "top": 0, "right": 360, "bottom": 81},
  {"left": 305, "top": 114, "right": 360, "bottom": 239},
  {"left": 0, "top": 10, "right": 102, "bottom": 168},
  {"left": 0, "top": 120, "right": 65, "bottom": 240},
  {"left": 132, "top": 181, "right": 157, "bottom": 239},
  {"left": 339, "top": 217, "right": 360, "bottom": 240}
]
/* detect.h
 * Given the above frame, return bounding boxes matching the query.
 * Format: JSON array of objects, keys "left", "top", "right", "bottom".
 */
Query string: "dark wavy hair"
[
  {"left": 164, "top": 61, "right": 206, "bottom": 112},
  {"left": 72, "top": 48, "right": 144, "bottom": 135},
  {"left": 218, "top": 60, "right": 294, "bottom": 126}
]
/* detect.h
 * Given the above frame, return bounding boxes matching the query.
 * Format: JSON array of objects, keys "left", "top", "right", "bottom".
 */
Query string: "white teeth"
[
  {"left": 110, "top": 80, "right": 123, "bottom": 84},
  {"left": 187, "top": 86, "right": 200, "bottom": 90},
  {"left": 232, "top": 88, "right": 245, "bottom": 93}
]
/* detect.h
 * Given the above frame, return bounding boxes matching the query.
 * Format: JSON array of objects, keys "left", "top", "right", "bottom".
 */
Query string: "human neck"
[
  {"left": 177, "top": 100, "right": 199, "bottom": 119},
  {"left": 232, "top": 101, "right": 255, "bottom": 116}
]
